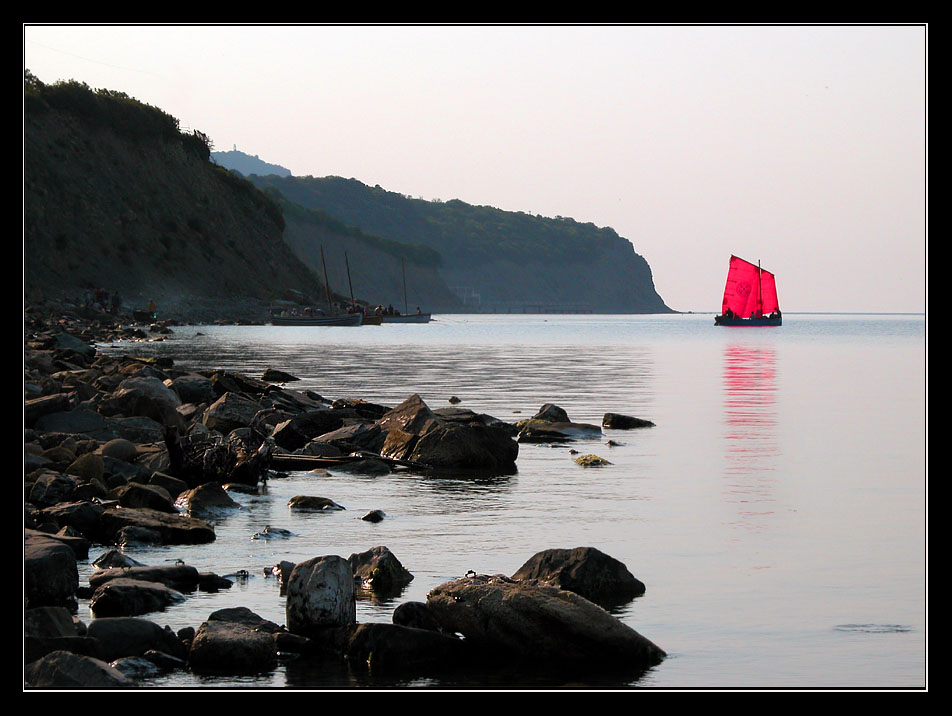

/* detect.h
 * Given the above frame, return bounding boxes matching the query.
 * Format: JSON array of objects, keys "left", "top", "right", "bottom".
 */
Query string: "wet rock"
[
  {"left": 340, "top": 622, "right": 468, "bottom": 674},
  {"left": 286, "top": 555, "right": 356, "bottom": 637},
  {"left": 85, "top": 617, "right": 188, "bottom": 662},
  {"left": 89, "top": 578, "right": 186, "bottom": 617},
  {"left": 261, "top": 368, "right": 300, "bottom": 383},
  {"left": 186, "top": 609, "right": 280, "bottom": 675},
  {"left": 24, "top": 531, "right": 79, "bottom": 607},
  {"left": 288, "top": 495, "right": 345, "bottom": 511},
  {"left": 95, "top": 505, "right": 216, "bottom": 545},
  {"left": 349, "top": 545, "right": 413, "bottom": 594},
  {"left": 425, "top": 574, "right": 665, "bottom": 667},
  {"left": 392, "top": 601, "right": 446, "bottom": 634},
  {"left": 602, "top": 412, "right": 655, "bottom": 429},
  {"left": 92, "top": 549, "right": 146, "bottom": 570},
  {"left": 573, "top": 454, "right": 612, "bottom": 467},
  {"left": 511, "top": 546, "right": 647, "bottom": 608},
  {"left": 113, "top": 482, "right": 177, "bottom": 513},
  {"left": 25, "top": 650, "right": 134, "bottom": 688},
  {"left": 174, "top": 481, "right": 241, "bottom": 517},
  {"left": 202, "top": 392, "right": 263, "bottom": 434},
  {"left": 516, "top": 403, "right": 603, "bottom": 443}
]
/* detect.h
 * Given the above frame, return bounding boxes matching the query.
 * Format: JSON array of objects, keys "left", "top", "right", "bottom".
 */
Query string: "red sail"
[{"left": 721, "top": 255, "right": 780, "bottom": 318}]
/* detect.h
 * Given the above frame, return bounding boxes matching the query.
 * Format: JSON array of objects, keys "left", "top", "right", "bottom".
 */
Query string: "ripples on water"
[{"left": 87, "top": 314, "right": 925, "bottom": 689}]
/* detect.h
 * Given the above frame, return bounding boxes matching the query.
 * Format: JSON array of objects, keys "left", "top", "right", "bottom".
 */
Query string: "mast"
[
  {"left": 320, "top": 245, "right": 333, "bottom": 315},
  {"left": 344, "top": 251, "right": 356, "bottom": 308},
  {"left": 758, "top": 260, "right": 763, "bottom": 316},
  {"left": 401, "top": 257, "right": 408, "bottom": 316}
]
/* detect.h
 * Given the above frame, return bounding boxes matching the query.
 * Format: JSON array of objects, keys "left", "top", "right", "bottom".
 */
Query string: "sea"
[{"left": 86, "top": 313, "right": 927, "bottom": 690}]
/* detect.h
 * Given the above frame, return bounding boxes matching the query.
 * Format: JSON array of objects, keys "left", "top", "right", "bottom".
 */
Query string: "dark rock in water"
[
  {"left": 142, "top": 649, "right": 187, "bottom": 670},
  {"left": 339, "top": 622, "right": 468, "bottom": 674},
  {"left": 285, "top": 555, "right": 356, "bottom": 636},
  {"left": 25, "top": 650, "right": 134, "bottom": 688},
  {"left": 573, "top": 454, "right": 612, "bottom": 467},
  {"left": 425, "top": 574, "right": 665, "bottom": 667},
  {"left": 89, "top": 577, "right": 187, "bottom": 617},
  {"left": 109, "top": 655, "right": 163, "bottom": 679},
  {"left": 392, "top": 601, "right": 446, "bottom": 634},
  {"left": 96, "top": 505, "right": 216, "bottom": 545},
  {"left": 602, "top": 412, "right": 655, "bottom": 429},
  {"left": 187, "top": 618, "right": 278, "bottom": 675},
  {"left": 174, "top": 482, "right": 241, "bottom": 517},
  {"left": 85, "top": 616, "right": 188, "bottom": 662},
  {"left": 261, "top": 368, "right": 300, "bottom": 383},
  {"left": 287, "top": 495, "right": 346, "bottom": 511},
  {"left": 408, "top": 422, "right": 519, "bottom": 473},
  {"left": 349, "top": 545, "right": 413, "bottom": 594},
  {"left": 89, "top": 563, "right": 203, "bottom": 592},
  {"left": 516, "top": 403, "right": 603, "bottom": 443},
  {"left": 92, "top": 548, "right": 146, "bottom": 570},
  {"left": 511, "top": 546, "right": 647, "bottom": 608},
  {"left": 533, "top": 403, "right": 570, "bottom": 423}
]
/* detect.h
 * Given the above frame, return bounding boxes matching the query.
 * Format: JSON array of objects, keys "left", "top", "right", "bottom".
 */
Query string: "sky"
[{"left": 23, "top": 24, "right": 927, "bottom": 313}]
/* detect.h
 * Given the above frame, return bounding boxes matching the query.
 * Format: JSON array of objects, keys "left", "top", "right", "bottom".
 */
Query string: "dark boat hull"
[
  {"left": 380, "top": 314, "right": 432, "bottom": 323},
  {"left": 715, "top": 315, "right": 782, "bottom": 326},
  {"left": 271, "top": 313, "right": 363, "bottom": 326}
]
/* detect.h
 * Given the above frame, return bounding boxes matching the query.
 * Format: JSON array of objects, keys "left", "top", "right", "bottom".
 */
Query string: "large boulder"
[
  {"left": 24, "top": 532, "right": 78, "bottom": 607},
  {"left": 425, "top": 574, "right": 665, "bottom": 667},
  {"left": 84, "top": 617, "right": 187, "bottom": 662},
  {"left": 89, "top": 564, "right": 203, "bottom": 592},
  {"left": 94, "top": 505, "right": 216, "bottom": 545},
  {"left": 510, "top": 547, "right": 647, "bottom": 607},
  {"left": 339, "top": 623, "right": 468, "bottom": 673},
  {"left": 89, "top": 578, "right": 187, "bottom": 617},
  {"left": 188, "top": 619, "right": 278, "bottom": 675},
  {"left": 25, "top": 650, "right": 134, "bottom": 688},
  {"left": 408, "top": 422, "right": 518, "bottom": 473},
  {"left": 286, "top": 555, "right": 356, "bottom": 637},
  {"left": 202, "top": 392, "right": 263, "bottom": 434}
]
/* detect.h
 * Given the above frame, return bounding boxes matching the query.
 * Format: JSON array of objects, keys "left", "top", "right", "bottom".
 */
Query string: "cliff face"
[
  {"left": 24, "top": 87, "right": 319, "bottom": 322},
  {"left": 248, "top": 175, "right": 673, "bottom": 314}
]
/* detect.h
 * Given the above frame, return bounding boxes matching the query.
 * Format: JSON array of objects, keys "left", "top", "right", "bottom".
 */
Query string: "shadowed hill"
[{"left": 248, "top": 174, "right": 674, "bottom": 313}]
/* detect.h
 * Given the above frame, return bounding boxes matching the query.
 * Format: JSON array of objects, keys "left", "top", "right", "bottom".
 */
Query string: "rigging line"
[{"left": 25, "top": 39, "right": 171, "bottom": 82}]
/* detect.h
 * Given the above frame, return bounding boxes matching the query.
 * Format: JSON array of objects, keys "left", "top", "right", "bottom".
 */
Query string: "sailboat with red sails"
[{"left": 714, "top": 255, "right": 782, "bottom": 326}]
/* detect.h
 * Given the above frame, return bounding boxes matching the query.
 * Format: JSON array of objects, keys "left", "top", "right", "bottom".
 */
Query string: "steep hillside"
[
  {"left": 211, "top": 149, "right": 292, "bottom": 177},
  {"left": 23, "top": 75, "right": 320, "bottom": 322},
  {"left": 249, "top": 175, "right": 674, "bottom": 313},
  {"left": 275, "top": 198, "right": 463, "bottom": 312}
]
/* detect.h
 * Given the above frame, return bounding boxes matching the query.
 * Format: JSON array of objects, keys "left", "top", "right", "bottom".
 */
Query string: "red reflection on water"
[{"left": 721, "top": 343, "right": 780, "bottom": 527}]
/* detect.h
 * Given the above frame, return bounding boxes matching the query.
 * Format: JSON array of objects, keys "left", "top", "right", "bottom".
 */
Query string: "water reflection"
[{"left": 721, "top": 343, "right": 780, "bottom": 529}]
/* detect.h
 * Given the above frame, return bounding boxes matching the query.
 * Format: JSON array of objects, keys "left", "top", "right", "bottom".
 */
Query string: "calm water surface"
[{"left": 90, "top": 313, "right": 927, "bottom": 689}]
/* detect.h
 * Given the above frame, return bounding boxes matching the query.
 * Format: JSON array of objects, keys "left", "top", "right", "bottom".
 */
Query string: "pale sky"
[{"left": 23, "top": 24, "right": 927, "bottom": 313}]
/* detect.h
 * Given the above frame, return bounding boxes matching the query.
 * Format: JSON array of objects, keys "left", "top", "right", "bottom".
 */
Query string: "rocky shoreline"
[{"left": 24, "top": 299, "right": 663, "bottom": 688}]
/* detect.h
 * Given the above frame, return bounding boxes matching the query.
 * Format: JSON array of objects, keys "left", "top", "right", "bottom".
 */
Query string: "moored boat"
[
  {"left": 714, "top": 255, "right": 782, "bottom": 326},
  {"left": 270, "top": 312, "right": 363, "bottom": 326},
  {"left": 380, "top": 312, "right": 431, "bottom": 323}
]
